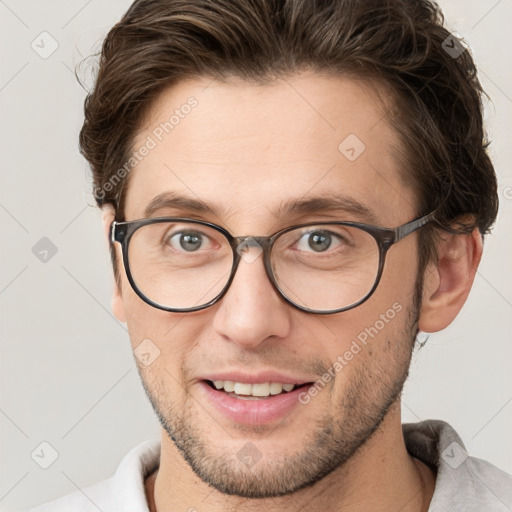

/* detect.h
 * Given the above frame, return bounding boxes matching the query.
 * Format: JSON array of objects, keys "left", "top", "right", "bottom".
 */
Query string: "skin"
[{"left": 102, "top": 72, "right": 482, "bottom": 511}]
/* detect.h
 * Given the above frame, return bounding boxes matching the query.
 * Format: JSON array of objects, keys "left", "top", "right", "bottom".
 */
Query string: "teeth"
[
  {"left": 234, "top": 382, "right": 252, "bottom": 395},
  {"left": 223, "top": 381, "right": 235, "bottom": 392},
  {"left": 209, "top": 380, "right": 299, "bottom": 397},
  {"left": 252, "top": 383, "right": 270, "bottom": 397},
  {"left": 270, "top": 382, "right": 283, "bottom": 395}
]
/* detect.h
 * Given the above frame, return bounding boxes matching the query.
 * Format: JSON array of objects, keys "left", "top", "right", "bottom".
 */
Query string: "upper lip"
[{"left": 200, "top": 370, "right": 315, "bottom": 385}]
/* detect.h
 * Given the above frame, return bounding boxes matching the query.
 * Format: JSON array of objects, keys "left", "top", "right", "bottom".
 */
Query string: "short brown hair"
[{"left": 79, "top": 0, "right": 498, "bottom": 270}]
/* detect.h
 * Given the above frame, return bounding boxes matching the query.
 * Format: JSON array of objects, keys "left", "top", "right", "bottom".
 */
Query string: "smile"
[
  {"left": 199, "top": 379, "right": 315, "bottom": 424},
  {"left": 205, "top": 379, "right": 309, "bottom": 398}
]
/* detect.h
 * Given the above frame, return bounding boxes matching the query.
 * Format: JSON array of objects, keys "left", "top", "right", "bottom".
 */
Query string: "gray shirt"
[{"left": 30, "top": 420, "right": 512, "bottom": 511}]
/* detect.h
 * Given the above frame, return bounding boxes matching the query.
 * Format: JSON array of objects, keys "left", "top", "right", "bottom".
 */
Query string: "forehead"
[{"left": 124, "top": 72, "right": 416, "bottom": 228}]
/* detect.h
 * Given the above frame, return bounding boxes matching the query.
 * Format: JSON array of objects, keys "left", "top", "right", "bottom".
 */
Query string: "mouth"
[
  {"left": 197, "top": 373, "right": 318, "bottom": 424},
  {"left": 203, "top": 379, "right": 313, "bottom": 400}
]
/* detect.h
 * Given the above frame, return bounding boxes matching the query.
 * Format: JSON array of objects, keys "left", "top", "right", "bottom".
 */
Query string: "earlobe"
[
  {"left": 111, "top": 280, "right": 126, "bottom": 323},
  {"left": 101, "top": 204, "right": 127, "bottom": 323},
  {"left": 418, "top": 228, "right": 483, "bottom": 333}
]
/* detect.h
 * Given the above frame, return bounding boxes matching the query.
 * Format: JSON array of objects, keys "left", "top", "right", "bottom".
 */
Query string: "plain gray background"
[{"left": 0, "top": 1, "right": 511, "bottom": 510}]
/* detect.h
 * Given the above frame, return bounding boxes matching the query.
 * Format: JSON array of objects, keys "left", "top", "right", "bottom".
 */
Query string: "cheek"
[
  {"left": 311, "top": 248, "right": 418, "bottom": 382},
  {"left": 302, "top": 235, "right": 419, "bottom": 349},
  {"left": 121, "top": 283, "right": 207, "bottom": 372},
  {"left": 117, "top": 264, "right": 170, "bottom": 341},
  {"left": 122, "top": 286, "right": 153, "bottom": 345},
  {"left": 376, "top": 236, "right": 419, "bottom": 304},
  {"left": 325, "top": 304, "right": 412, "bottom": 397}
]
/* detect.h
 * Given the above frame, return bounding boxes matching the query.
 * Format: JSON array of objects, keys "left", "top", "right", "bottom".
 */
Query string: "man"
[{"left": 31, "top": 0, "right": 511, "bottom": 510}]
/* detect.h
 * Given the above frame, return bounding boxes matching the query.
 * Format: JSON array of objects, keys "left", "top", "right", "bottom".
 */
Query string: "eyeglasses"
[{"left": 110, "top": 212, "right": 436, "bottom": 315}]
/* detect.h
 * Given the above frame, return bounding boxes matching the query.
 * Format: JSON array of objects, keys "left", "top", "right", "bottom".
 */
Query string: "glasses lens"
[
  {"left": 128, "top": 221, "right": 233, "bottom": 309},
  {"left": 271, "top": 224, "right": 380, "bottom": 312}
]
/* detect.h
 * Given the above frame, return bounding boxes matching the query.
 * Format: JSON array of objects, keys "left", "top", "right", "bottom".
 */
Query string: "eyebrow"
[
  {"left": 275, "top": 195, "right": 378, "bottom": 224},
  {"left": 143, "top": 191, "right": 378, "bottom": 224}
]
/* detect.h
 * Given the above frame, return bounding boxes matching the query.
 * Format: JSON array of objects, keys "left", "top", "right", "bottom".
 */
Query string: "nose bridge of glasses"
[
  {"left": 227, "top": 235, "right": 283, "bottom": 304},
  {"left": 231, "top": 235, "right": 272, "bottom": 254},
  {"left": 230, "top": 235, "right": 275, "bottom": 283}
]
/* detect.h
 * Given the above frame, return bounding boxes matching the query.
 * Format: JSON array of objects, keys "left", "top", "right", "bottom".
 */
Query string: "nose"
[{"left": 212, "top": 246, "right": 292, "bottom": 348}]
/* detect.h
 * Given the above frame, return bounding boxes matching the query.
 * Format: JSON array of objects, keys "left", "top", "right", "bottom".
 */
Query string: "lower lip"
[{"left": 197, "top": 381, "right": 311, "bottom": 425}]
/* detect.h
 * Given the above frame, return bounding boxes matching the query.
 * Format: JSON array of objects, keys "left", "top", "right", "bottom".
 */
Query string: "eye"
[
  {"left": 295, "top": 230, "right": 343, "bottom": 253},
  {"left": 167, "top": 231, "right": 208, "bottom": 252}
]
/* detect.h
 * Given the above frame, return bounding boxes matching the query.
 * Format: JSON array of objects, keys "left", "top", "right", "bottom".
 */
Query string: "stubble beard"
[{"left": 136, "top": 291, "right": 421, "bottom": 499}]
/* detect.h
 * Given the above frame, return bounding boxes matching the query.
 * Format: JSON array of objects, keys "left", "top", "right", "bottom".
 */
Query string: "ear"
[
  {"left": 101, "top": 204, "right": 126, "bottom": 323},
  {"left": 418, "top": 227, "right": 483, "bottom": 333}
]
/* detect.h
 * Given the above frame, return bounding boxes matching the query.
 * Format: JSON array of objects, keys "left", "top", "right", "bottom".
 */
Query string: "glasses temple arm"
[{"left": 394, "top": 211, "right": 437, "bottom": 242}]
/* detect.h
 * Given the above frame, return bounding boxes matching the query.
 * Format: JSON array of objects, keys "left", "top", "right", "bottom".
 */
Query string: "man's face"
[{"left": 115, "top": 72, "right": 423, "bottom": 498}]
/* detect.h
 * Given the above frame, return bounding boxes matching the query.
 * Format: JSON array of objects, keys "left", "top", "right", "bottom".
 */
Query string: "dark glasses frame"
[{"left": 111, "top": 211, "right": 436, "bottom": 315}]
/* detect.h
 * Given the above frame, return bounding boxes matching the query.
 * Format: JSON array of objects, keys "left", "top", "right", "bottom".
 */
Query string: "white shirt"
[{"left": 30, "top": 420, "right": 512, "bottom": 511}]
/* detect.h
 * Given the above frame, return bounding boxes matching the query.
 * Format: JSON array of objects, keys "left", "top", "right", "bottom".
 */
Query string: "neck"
[{"left": 146, "top": 402, "right": 435, "bottom": 512}]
